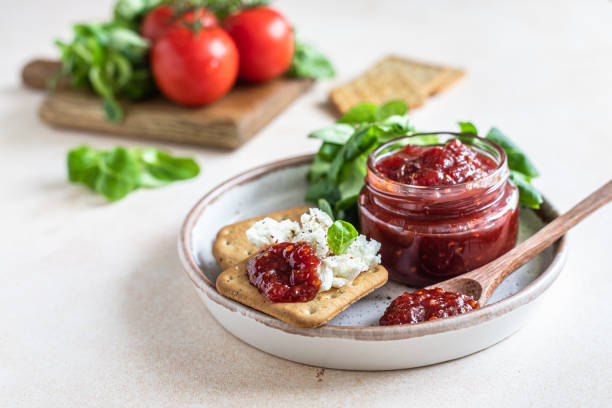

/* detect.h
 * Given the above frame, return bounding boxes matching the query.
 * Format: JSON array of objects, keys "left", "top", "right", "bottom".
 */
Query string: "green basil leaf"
[
  {"left": 67, "top": 146, "right": 101, "bottom": 187},
  {"left": 307, "top": 155, "right": 332, "bottom": 183},
  {"left": 107, "top": 26, "right": 150, "bottom": 60},
  {"left": 308, "top": 124, "right": 355, "bottom": 145},
  {"left": 458, "top": 121, "right": 478, "bottom": 135},
  {"left": 317, "top": 198, "right": 335, "bottom": 220},
  {"left": 328, "top": 126, "right": 375, "bottom": 183},
  {"left": 67, "top": 145, "right": 200, "bottom": 201},
  {"left": 317, "top": 142, "right": 341, "bottom": 161},
  {"left": 510, "top": 171, "right": 542, "bottom": 209},
  {"left": 338, "top": 103, "right": 378, "bottom": 125},
  {"left": 288, "top": 40, "right": 335, "bottom": 79},
  {"left": 93, "top": 147, "right": 141, "bottom": 201},
  {"left": 327, "top": 220, "right": 359, "bottom": 255},
  {"left": 374, "top": 100, "right": 408, "bottom": 121},
  {"left": 305, "top": 178, "right": 339, "bottom": 204},
  {"left": 113, "top": 0, "right": 162, "bottom": 29},
  {"left": 486, "top": 127, "right": 539, "bottom": 178}
]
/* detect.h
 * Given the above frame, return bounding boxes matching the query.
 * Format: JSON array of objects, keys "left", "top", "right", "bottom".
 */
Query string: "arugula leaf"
[
  {"left": 317, "top": 198, "right": 335, "bottom": 220},
  {"left": 327, "top": 220, "right": 358, "bottom": 255},
  {"left": 67, "top": 145, "right": 200, "bottom": 201},
  {"left": 338, "top": 103, "right": 379, "bottom": 125},
  {"left": 288, "top": 40, "right": 335, "bottom": 79},
  {"left": 458, "top": 121, "right": 478, "bottom": 135}
]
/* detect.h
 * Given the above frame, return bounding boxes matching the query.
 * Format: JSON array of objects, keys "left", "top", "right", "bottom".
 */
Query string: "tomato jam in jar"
[{"left": 358, "top": 133, "right": 519, "bottom": 286}]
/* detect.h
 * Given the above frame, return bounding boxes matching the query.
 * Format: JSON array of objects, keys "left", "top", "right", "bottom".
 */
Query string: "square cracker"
[
  {"left": 382, "top": 56, "right": 465, "bottom": 96},
  {"left": 329, "top": 56, "right": 465, "bottom": 114},
  {"left": 216, "top": 262, "right": 387, "bottom": 328},
  {"left": 330, "top": 58, "right": 426, "bottom": 113},
  {"left": 212, "top": 206, "right": 389, "bottom": 328},
  {"left": 212, "top": 206, "right": 311, "bottom": 270}
]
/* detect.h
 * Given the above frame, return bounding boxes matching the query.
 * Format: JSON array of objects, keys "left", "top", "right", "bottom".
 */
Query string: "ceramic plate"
[{"left": 178, "top": 155, "right": 567, "bottom": 370}]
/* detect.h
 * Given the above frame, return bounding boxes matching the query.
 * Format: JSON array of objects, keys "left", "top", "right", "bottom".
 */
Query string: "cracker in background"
[
  {"left": 212, "top": 206, "right": 311, "bottom": 270},
  {"left": 216, "top": 261, "right": 388, "bottom": 328},
  {"left": 330, "top": 58, "right": 426, "bottom": 113},
  {"left": 330, "top": 56, "right": 465, "bottom": 114}
]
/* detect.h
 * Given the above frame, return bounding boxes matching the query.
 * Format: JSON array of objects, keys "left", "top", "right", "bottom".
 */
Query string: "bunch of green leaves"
[
  {"left": 55, "top": 21, "right": 155, "bottom": 121},
  {"left": 458, "top": 122, "right": 542, "bottom": 209},
  {"left": 288, "top": 39, "right": 335, "bottom": 79},
  {"left": 306, "top": 100, "right": 415, "bottom": 224},
  {"left": 67, "top": 145, "right": 200, "bottom": 201}
]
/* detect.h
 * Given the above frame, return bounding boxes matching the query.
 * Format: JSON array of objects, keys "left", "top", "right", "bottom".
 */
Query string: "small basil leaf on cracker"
[{"left": 327, "top": 220, "right": 359, "bottom": 255}]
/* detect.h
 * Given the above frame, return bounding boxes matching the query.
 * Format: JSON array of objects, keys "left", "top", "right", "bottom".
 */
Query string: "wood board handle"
[{"left": 22, "top": 59, "right": 63, "bottom": 90}]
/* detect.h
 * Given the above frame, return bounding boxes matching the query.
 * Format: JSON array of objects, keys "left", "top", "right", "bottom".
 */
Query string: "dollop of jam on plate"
[{"left": 379, "top": 288, "right": 480, "bottom": 325}]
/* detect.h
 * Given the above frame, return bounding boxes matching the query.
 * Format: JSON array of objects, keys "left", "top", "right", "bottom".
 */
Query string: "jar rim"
[{"left": 366, "top": 132, "right": 510, "bottom": 196}]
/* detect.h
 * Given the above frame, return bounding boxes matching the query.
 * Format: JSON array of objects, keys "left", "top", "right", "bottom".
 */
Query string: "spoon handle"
[{"left": 473, "top": 179, "right": 612, "bottom": 303}]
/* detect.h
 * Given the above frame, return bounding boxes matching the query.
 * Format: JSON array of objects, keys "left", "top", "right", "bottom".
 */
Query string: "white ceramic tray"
[{"left": 178, "top": 155, "right": 567, "bottom": 370}]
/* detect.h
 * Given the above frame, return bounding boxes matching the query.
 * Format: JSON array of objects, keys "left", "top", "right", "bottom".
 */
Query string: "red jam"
[
  {"left": 246, "top": 242, "right": 322, "bottom": 302},
  {"left": 359, "top": 134, "right": 519, "bottom": 286},
  {"left": 379, "top": 288, "right": 480, "bottom": 325},
  {"left": 374, "top": 139, "right": 497, "bottom": 186}
]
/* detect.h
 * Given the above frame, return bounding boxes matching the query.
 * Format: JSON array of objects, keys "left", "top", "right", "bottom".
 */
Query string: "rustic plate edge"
[{"left": 178, "top": 154, "right": 568, "bottom": 341}]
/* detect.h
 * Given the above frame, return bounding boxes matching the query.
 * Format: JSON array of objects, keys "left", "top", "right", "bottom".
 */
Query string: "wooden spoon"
[{"left": 429, "top": 179, "right": 612, "bottom": 305}]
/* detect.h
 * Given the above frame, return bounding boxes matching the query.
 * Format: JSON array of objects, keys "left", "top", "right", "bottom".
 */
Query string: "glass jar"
[{"left": 358, "top": 133, "right": 519, "bottom": 287}]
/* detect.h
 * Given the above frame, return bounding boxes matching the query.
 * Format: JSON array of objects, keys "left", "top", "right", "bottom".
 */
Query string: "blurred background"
[{"left": 1, "top": 0, "right": 611, "bottom": 406}]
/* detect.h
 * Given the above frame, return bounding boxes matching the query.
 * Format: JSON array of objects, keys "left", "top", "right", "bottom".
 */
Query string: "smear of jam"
[
  {"left": 379, "top": 288, "right": 480, "bottom": 325},
  {"left": 246, "top": 242, "right": 321, "bottom": 302},
  {"left": 375, "top": 139, "right": 497, "bottom": 186}
]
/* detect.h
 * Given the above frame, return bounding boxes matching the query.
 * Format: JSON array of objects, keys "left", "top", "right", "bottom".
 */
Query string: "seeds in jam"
[
  {"left": 379, "top": 288, "right": 480, "bottom": 325},
  {"left": 374, "top": 139, "right": 497, "bottom": 186},
  {"left": 246, "top": 242, "right": 322, "bottom": 303}
]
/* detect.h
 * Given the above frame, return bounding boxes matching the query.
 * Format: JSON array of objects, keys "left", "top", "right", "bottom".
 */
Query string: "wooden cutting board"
[{"left": 22, "top": 59, "right": 313, "bottom": 149}]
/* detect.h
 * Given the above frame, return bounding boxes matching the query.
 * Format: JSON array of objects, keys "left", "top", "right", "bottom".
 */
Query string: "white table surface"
[{"left": 2, "top": 0, "right": 611, "bottom": 406}]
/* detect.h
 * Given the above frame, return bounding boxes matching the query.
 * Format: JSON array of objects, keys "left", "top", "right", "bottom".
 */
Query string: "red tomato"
[
  {"left": 140, "top": 5, "right": 218, "bottom": 42},
  {"left": 223, "top": 7, "right": 294, "bottom": 82},
  {"left": 151, "top": 26, "right": 239, "bottom": 106}
]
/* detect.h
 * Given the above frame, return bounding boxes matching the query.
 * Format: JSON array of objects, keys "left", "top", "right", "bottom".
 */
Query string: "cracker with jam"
[{"left": 213, "top": 207, "right": 388, "bottom": 328}]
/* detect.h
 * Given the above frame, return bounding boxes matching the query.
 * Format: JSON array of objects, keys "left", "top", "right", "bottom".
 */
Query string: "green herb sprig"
[
  {"left": 55, "top": 22, "right": 155, "bottom": 122},
  {"left": 306, "top": 101, "right": 544, "bottom": 223},
  {"left": 306, "top": 100, "right": 415, "bottom": 224},
  {"left": 67, "top": 145, "right": 200, "bottom": 201},
  {"left": 458, "top": 122, "right": 542, "bottom": 209}
]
